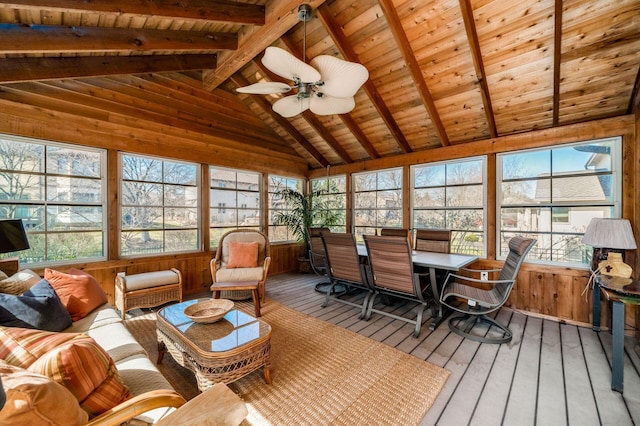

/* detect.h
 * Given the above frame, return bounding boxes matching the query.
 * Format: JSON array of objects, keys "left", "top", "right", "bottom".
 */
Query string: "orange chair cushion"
[
  {"left": 45, "top": 268, "right": 107, "bottom": 321},
  {"left": 226, "top": 241, "right": 259, "bottom": 268}
]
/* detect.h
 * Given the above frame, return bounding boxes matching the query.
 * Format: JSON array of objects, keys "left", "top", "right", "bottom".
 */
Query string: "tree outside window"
[
  {"left": 120, "top": 154, "right": 199, "bottom": 256},
  {"left": 0, "top": 135, "right": 105, "bottom": 264}
]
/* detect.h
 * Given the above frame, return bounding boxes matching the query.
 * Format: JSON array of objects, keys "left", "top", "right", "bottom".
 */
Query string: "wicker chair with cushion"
[
  {"left": 210, "top": 229, "right": 271, "bottom": 302},
  {"left": 439, "top": 236, "right": 536, "bottom": 344},
  {"left": 363, "top": 234, "right": 431, "bottom": 337},
  {"left": 321, "top": 233, "right": 374, "bottom": 319}
]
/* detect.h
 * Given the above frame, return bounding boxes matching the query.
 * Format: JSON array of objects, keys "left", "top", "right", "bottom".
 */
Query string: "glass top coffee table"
[{"left": 156, "top": 299, "right": 272, "bottom": 392}]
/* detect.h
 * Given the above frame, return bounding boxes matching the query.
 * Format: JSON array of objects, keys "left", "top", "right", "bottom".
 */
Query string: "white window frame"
[
  {"left": 120, "top": 153, "right": 200, "bottom": 257},
  {"left": 0, "top": 133, "right": 107, "bottom": 266},
  {"left": 410, "top": 156, "right": 487, "bottom": 256},
  {"left": 496, "top": 137, "right": 622, "bottom": 267}
]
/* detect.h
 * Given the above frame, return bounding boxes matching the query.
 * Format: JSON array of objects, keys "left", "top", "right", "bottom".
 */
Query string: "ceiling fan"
[{"left": 236, "top": 4, "right": 369, "bottom": 118}]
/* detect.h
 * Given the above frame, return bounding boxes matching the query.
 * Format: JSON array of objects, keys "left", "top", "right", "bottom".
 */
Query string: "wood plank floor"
[{"left": 262, "top": 272, "right": 640, "bottom": 425}]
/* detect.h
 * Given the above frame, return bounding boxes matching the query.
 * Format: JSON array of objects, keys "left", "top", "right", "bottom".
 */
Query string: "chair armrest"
[
  {"left": 262, "top": 256, "right": 272, "bottom": 282},
  {"left": 459, "top": 267, "right": 502, "bottom": 274},
  {"left": 87, "top": 389, "right": 186, "bottom": 426},
  {"left": 210, "top": 257, "right": 220, "bottom": 282},
  {"left": 444, "top": 272, "right": 515, "bottom": 286}
]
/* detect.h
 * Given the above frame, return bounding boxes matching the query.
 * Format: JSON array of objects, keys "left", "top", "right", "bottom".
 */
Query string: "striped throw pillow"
[{"left": 0, "top": 327, "right": 131, "bottom": 418}]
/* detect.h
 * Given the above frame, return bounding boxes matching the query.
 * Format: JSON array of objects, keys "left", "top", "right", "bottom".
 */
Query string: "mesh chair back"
[
  {"left": 415, "top": 229, "right": 451, "bottom": 253},
  {"left": 309, "top": 227, "right": 330, "bottom": 274},
  {"left": 364, "top": 235, "right": 415, "bottom": 294},
  {"left": 495, "top": 236, "right": 537, "bottom": 300},
  {"left": 380, "top": 228, "right": 413, "bottom": 250},
  {"left": 322, "top": 233, "right": 367, "bottom": 285}
]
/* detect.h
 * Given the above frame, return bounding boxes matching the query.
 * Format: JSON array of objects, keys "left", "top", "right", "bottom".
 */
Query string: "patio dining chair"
[
  {"left": 363, "top": 234, "right": 431, "bottom": 337},
  {"left": 321, "top": 232, "right": 374, "bottom": 319},
  {"left": 414, "top": 229, "right": 451, "bottom": 253},
  {"left": 439, "top": 236, "right": 536, "bottom": 344},
  {"left": 380, "top": 227, "right": 413, "bottom": 251},
  {"left": 308, "top": 227, "right": 332, "bottom": 293}
]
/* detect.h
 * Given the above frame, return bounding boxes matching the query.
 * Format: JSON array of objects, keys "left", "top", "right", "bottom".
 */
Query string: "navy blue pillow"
[{"left": 0, "top": 278, "right": 72, "bottom": 331}]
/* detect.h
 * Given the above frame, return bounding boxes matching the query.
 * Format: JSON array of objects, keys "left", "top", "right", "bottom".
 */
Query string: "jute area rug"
[{"left": 125, "top": 300, "right": 450, "bottom": 425}]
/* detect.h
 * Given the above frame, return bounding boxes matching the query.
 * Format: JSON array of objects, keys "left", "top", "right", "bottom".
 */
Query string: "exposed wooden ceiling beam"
[
  {"left": 301, "top": 111, "right": 352, "bottom": 164},
  {"left": 0, "top": 54, "right": 217, "bottom": 84},
  {"left": 629, "top": 67, "right": 640, "bottom": 114},
  {"left": 231, "top": 73, "right": 330, "bottom": 168},
  {"left": 459, "top": 0, "right": 497, "bottom": 138},
  {"left": 0, "top": 0, "right": 265, "bottom": 25},
  {"left": 316, "top": 4, "right": 413, "bottom": 154},
  {"left": 202, "top": 0, "right": 329, "bottom": 91},
  {"left": 552, "top": 0, "right": 563, "bottom": 126},
  {"left": 377, "top": 0, "right": 450, "bottom": 147},
  {"left": 0, "top": 24, "right": 236, "bottom": 54},
  {"left": 339, "top": 114, "right": 381, "bottom": 160},
  {"left": 280, "top": 36, "right": 380, "bottom": 163}
]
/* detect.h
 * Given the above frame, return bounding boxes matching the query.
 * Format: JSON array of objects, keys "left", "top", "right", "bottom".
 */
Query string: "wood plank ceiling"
[{"left": 0, "top": 0, "right": 638, "bottom": 171}]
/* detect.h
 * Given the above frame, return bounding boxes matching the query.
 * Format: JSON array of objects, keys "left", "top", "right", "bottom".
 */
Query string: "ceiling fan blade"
[
  {"left": 310, "top": 55, "right": 369, "bottom": 98},
  {"left": 272, "top": 95, "right": 310, "bottom": 117},
  {"left": 309, "top": 95, "right": 355, "bottom": 115},
  {"left": 262, "top": 46, "right": 321, "bottom": 83},
  {"left": 236, "top": 81, "right": 292, "bottom": 95}
]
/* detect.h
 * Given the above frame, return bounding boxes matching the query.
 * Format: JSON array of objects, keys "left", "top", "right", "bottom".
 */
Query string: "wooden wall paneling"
[
  {"left": 201, "top": 163, "right": 210, "bottom": 251},
  {"left": 486, "top": 153, "right": 496, "bottom": 259},
  {"left": 107, "top": 149, "right": 119, "bottom": 260},
  {"left": 541, "top": 272, "right": 558, "bottom": 318},
  {"left": 308, "top": 116, "right": 634, "bottom": 179},
  {"left": 402, "top": 164, "right": 410, "bottom": 229},
  {"left": 0, "top": 102, "right": 309, "bottom": 177}
]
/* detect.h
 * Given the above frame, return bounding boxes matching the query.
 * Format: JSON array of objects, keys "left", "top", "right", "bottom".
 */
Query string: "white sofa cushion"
[
  {"left": 83, "top": 322, "right": 148, "bottom": 363},
  {"left": 120, "top": 270, "right": 180, "bottom": 291},
  {"left": 64, "top": 303, "right": 122, "bottom": 333},
  {"left": 216, "top": 267, "right": 264, "bottom": 282}
]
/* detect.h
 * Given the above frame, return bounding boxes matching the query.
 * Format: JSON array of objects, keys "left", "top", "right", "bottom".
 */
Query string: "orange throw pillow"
[
  {"left": 44, "top": 268, "right": 107, "bottom": 321},
  {"left": 227, "top": 241, "right": 259, "bottom": 268}
]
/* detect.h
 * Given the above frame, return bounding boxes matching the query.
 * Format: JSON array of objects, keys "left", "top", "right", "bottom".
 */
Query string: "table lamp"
[
  {"left": 0, "top": 218, "right": 30, "bottom": 266},
  {"left": 582, "top": 218, "right": 637, "bottom": 278}
]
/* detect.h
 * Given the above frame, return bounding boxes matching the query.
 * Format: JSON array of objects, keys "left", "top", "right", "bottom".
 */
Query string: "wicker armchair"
[
  {"left": 363, "top": 234, "right": 431, "bottom": 337},
  {"left": 440, "top": 236, "right": 536, "bottom": 344},
  {"left": 210, "top": 229, "right": 271, "bottom": 302}
]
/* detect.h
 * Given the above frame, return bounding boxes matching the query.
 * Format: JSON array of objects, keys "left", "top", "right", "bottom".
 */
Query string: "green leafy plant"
[{"left": 274, "top": 188, "right": 341, "bottom": 255}]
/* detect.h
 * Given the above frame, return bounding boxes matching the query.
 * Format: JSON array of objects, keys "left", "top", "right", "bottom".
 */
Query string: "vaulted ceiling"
[{"left": 0, "top": 0, "right": 638, "bottom": 171}]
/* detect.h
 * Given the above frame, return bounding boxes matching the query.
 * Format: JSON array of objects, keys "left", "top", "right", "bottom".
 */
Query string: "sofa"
[{"left": 0, "top": 266, "right": 186, "bottom": 425}]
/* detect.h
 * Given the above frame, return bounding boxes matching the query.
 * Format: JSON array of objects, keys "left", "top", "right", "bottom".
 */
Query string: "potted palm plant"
[{"left": 274, "top": 188, "right": 341, "bottom": 272}]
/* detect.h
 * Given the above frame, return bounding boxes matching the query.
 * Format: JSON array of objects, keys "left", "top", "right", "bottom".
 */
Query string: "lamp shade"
[
  {"left": 0, "top": 219, "right": 30, "bottom": 254},
  {"left": 582, "top": 218, "right": 637, "bottom": 250}
]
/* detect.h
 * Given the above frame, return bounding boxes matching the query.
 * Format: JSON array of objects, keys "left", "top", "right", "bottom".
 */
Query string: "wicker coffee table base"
[{"left": 157, "top": 329, "right": 272, "bottom": 392}]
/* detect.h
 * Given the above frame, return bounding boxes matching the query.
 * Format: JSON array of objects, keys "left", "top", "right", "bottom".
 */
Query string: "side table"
[{"left": 592, "top": 274, "right": 640, "bottom": 393}]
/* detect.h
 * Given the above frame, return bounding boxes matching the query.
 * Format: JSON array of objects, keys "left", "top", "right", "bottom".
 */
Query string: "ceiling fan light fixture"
[{"left": 235, "top": 3, "right": 368, "bottom": 117}]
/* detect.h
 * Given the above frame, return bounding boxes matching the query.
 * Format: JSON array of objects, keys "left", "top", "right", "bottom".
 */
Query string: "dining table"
[{"left": 356, "top": 244, "right": 478, "bottom": 330}]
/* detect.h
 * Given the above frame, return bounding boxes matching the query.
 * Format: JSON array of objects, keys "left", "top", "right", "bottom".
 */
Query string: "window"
[
  {"left": 268, "top": 175, "right": 304, "bottom": 242},
  {"left": 411, "top": 158, "right": 486, "bottom": 256},
  {"left": 0, "top": 134, "right": 106, "bottom": 265},
  {"left": 121, "top": 154, "right": 199, "bottom": 256},
  {"left": 353, "top": 168, "right": 403, "bottom": 241},
  {"left": 209, "top": 167, "right": 261, "bottom": 247},
  {"left": 497, "top": 137, "right": 621, "bottom": 265},
  {"left": 310, "top": 175, "right": 347, "bottom": 232}
]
